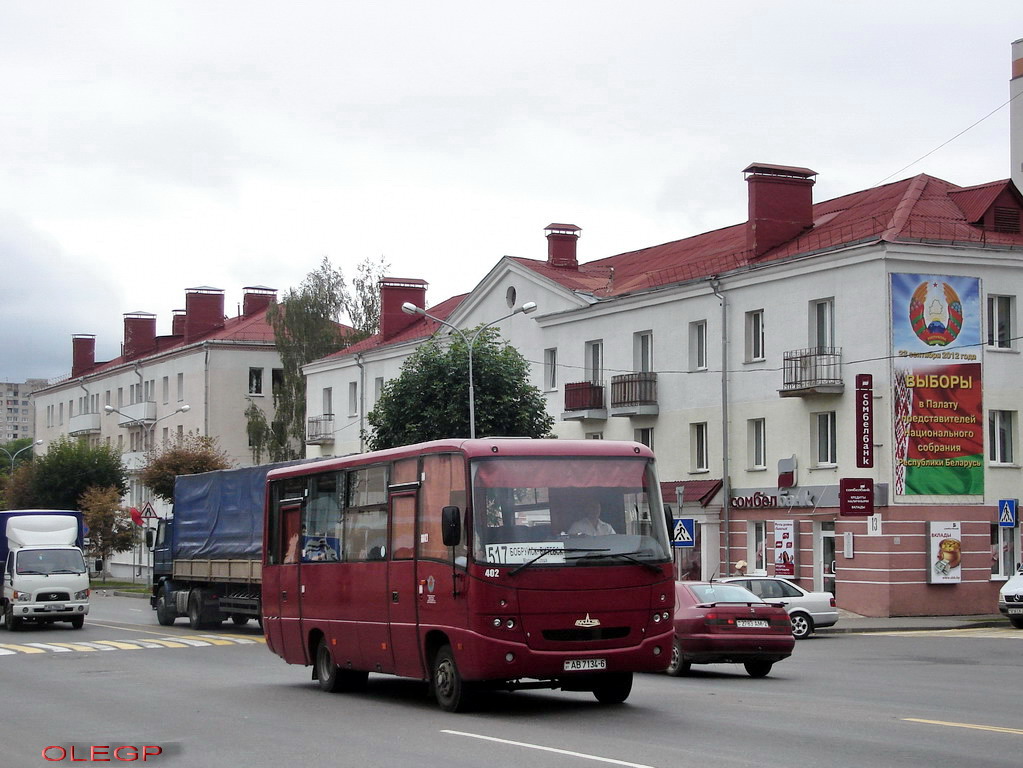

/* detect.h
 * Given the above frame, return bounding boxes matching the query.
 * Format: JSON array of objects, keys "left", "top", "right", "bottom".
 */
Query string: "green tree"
[
  {"left": 366, "top": 327, "right": 554, "bottom": 450},
  {"left": 0, "top": 437, "right": 38, "bottom": 475},
  {"left": 139, "top": 434, "right": 233, "bottom": 503},
  {"left": 78, "top": 486, "right": 136, "bottom": 583},
  {"left": 248, "top": 255, "right": 387, "bottom": 461},
  {"left": 24, "top": 437, "right": 127, "bottom": 510}
]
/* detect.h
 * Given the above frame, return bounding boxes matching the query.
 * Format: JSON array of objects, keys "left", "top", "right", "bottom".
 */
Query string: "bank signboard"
[{"left": 891, "top": 274, "right": 983, "bottom": 496}]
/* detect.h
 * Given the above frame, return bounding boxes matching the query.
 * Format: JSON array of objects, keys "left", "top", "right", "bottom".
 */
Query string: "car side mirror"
[{"left": 441, "top": 506, "right": 461, "bottom": 547}]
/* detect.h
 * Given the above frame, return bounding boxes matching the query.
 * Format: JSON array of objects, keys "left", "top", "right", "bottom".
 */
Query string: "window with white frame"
[
  {"left": 749, "top": 520, "right": 767, "bottom": 574},
  {"left": 748, "top": 418, "right": 766, "bottom": 470},
  {"left": 991, "top": 524, "right": 1018, "bottom": 579},
  {"left": 374, "top": 377, "right": 384, "bottom": 407},
  {"left": 585, "top": 340, "right": 603, "bottom": 384},
  {"left": 543, "top": 348, "right": 558, "bottom": 390},
  {"left": 811, "top": 298, "right": 835, "bottom": 349},
  {"left": 987, "top": 294, "right": 1014, "bottom": 349},
  {"left": 348, "top": 381, "right": 358, "bottom": 417},
  {"left": 690, "top": 320, "right": 707, "bottom": 371},
  {"left": 249, "top": 367, "right": 264, "bottom": 395},
  {"left": 634, "top": 331, "right": 653, "bottom": 372},
  {"left": 745, "top": 310, "right": 765, "bottom": 362},
  {"left": 162, "top": 377, "right": 169, "bottom": 405},
  {"left": 691, "top": 422, "right": 709, "bottom": 472},
  {"left": 176, "top": 373, "right": 184, "bottom": 402},
  {"left": 989, "top": 409, "right": 1015, "bottom": 464},
  {"left": 322, "top": 387, "right": 333, "bottom": 417},
  {"left": 813, "top": 411, "right": 837, "bottom": 466},
  {"left": 634, "top": 427, "right": 654, "bottom": 449}
]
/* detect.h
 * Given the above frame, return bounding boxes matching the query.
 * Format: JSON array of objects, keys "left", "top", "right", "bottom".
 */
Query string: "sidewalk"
[{"left": 817, "top": 610, "right": 1006, "bottom": 634}]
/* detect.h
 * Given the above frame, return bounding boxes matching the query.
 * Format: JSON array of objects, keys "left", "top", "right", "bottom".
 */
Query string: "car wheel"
[
  {"left": 790, "top": 612, "right": 814, "bottom": 639},
  {"left": 1009, "top": 616, "right": 1023, "bottom": 629},
  {"left": 592, "top": 672, "right": 633, "bottom": 704},
  {"left": 666, "top": 638, "right": 691, "bottom": 677},
  {"left": 70, "top": 615, "right": 85, "bottom": 629},
  {"left": 744, "top": 661, "right": 774, "bottom": 678},
  {"left": 432, "top": 644, "right": 476, "bottom": 712}
]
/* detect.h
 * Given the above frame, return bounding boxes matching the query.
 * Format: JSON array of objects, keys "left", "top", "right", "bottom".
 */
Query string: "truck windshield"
[
  {"left": 471, "top": 456, "right": 671, "bottom": 567},
  {"left": 15, "top": 549, "right": 87, "bottom": 575}
]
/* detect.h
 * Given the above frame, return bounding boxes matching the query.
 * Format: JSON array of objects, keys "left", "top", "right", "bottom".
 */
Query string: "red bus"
[{"left": 261, "top": 438, "right": 674, "bottom": 711}]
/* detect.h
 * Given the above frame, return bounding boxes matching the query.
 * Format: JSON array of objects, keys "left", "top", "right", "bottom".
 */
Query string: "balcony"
[
  {"left": 306, "top": 414, "right": 335, "bottom": 444},
  {"left": 112, "top": 401, "right": 157, "bottom": 425},
  {"left": 68, "top": 412, "right": 101, "bottom": 436},
  {"left": 610, "top": 372, "right": 658, "bottom": 417},
  {"left": 780, "top": 347, "right": 844, "bottom": 397},
  {"left": 561, "top": 382, "right": 607, "bottom": 421}
]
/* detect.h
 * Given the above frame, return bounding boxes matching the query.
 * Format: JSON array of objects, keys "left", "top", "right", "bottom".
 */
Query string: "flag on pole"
[{"left": 130, "top": 506, "right": 143, "bottom": 526}]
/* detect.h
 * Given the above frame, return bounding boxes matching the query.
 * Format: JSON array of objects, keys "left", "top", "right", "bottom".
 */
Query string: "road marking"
[
  {"left": 144, "top": 639, "right": 190, "bottom": 648},
  {"left": 24, "top": 643, "right": 75, "bottom": 652},
  {"left": 442, "top": 730, "right": 657, "bottom": 768},
  {"left": 904, "top": 718, "right": 1023, "bottom": 736},
  {"left": 0, "top": 643, "right": 47, "bottom": 654},
  {"left": 195, "top": 635, "right": 238, "bottom": 646},
  {"left": 870, "top": 628, "right": 1022, "bottom": 639},
  {"left": 0, "top": 633, "right": 263, "bottom": 655},
  {"left": 91, "top": 640, "right": 145, "bottom": 650}
]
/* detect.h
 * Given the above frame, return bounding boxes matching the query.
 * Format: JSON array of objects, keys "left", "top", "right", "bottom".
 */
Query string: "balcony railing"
[
  {"left": 564, "top": 381, "right": 605, "bottom": 411},
  {"left": 306, "top": 414, "right": 335, "bottom": 444},
  {"left": 68, "top": 412, "right": 101, "bottom": 436},
  {"left": 780, "top": 347, "right": 844, "bottom": 396},
  {"left": 610, "top": 372, "right": 658, "bottom": 408},
  {"left": 112, "top": 400, "right": 157, "bottom": 425}
]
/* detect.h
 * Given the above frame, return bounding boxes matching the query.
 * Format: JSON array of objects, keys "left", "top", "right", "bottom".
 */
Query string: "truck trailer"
[
  {"left": 1, "top": 510, "right": 90, "bottom": 631},
  {"left": 150, "top": 461, "right": 308, "bottom": 629}
]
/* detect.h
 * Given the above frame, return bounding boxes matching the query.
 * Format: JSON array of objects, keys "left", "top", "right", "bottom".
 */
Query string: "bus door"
[
  {"left": 387, "top": 491, "right": 420, "bottom": 678},
  {"left": 268, "top": 501, "right": 306, "bottom": 664}
]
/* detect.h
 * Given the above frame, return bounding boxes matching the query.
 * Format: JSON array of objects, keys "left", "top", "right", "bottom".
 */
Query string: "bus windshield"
[{"left": 471, "top": 456, "right": 671, "bottom": 567}]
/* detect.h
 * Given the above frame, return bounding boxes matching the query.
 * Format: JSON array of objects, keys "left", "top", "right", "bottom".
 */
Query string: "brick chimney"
[
  {"left": 545, "top": 223, "right": 581, "bottom": 269},
  {"left": 744, "top": 163, "right": 817, "bottom": 258},
  {"left": 1011, "top": 38, "right": 1023, "bottom": 191},
  {"left": 242, "top": 286, "right": 277, "bottom": 316},
  {"left": 171, "top": 310, "right": 186, "bottom": 337},
  {"left": 71, "top": 334, "right": 96, "bottom": 377},
  {"left": 123, "top": 312, "right": 157, "bottom": 360},
  {"left": 184, "top": 287, "right": 225, "bottom": 343},
  {"left": 379, "top": 277, "right": 428, "bottom": 339}
]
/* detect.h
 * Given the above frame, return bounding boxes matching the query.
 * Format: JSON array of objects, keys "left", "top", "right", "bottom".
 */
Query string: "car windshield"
[
  {"left": 471, "top": 456, "right": 671, "bottom": 567},
  {"left": 15, "top": 548, "right": 87, "bottom": 575},
  {"left": 688, "top": 584, "right": 764, "bottom": 604}
]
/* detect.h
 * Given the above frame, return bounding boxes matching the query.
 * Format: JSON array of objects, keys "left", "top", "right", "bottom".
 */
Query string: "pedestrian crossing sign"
[
  {"left": 672, "top": 518, "right": 696, "bottom": 548},
  {"left": 998, "top": 499, "right": 1017, "bottom": 528}
]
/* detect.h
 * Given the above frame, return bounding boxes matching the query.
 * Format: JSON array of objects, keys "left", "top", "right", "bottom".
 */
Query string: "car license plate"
[
  {"left": 736, "top": 619, "right": 769, "bottom": 628},
  {"left": 1008, "top": 607, "right": 1023, "bottom": 615},
  {"left": 563, "top": 658, "right": 606, "bottom": 671},
  {"left": 44, "top": 603, "right": 66, "bottom": 612}
]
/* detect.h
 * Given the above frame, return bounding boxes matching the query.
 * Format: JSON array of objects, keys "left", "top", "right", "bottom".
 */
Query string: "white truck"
[{"left": 1, "top": 510, "right": 90, "bottom": 630}]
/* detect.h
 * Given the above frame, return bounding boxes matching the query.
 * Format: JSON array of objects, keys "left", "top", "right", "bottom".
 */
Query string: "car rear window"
[{"left": 688, "top": 584, "right": 764, "bottom": 604}]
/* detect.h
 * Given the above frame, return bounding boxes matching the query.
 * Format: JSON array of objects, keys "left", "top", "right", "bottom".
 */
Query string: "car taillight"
[
  {"left": 830, "top": 597, "right": 836, "bottom": 607},
  {"left": 702, "top": 612, "right": 735, "bottom": 628}
]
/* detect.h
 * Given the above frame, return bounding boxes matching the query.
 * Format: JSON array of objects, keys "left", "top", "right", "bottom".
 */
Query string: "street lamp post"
[
  {"left": 401, "top": 301, "right": 537, "bottom": 439},
  {"left": 104, "top": 404, "right": 191, "bottom": 452},
  {"left": 0, "top": 439, "right": 43, "bottom": 474}
]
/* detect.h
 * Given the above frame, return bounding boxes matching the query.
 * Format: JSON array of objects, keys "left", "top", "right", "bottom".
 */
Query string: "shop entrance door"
[{"left": 820, "top": 522, "right": 836, "bottom": 597}]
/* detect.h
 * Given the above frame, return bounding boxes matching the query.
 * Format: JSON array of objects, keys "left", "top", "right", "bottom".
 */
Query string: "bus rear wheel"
[
  {"left": 592, "top": 672, "right": 633, "bottom": 704},
  {"left": 432, "top": 644, "right": 476, "bottom": 712}
]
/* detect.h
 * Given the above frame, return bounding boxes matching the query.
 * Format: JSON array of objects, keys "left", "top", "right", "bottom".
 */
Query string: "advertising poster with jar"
[
  {"left": 773, "top": 520, "right": 797, "bottom": 577},
  {"left": 928, "top": 521, "right": 962, "bottom": 584}
]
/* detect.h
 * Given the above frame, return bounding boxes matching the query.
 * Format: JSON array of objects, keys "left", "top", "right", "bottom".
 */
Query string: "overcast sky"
[{"left": 1, "top": 2, "right": 1019, "bottom": 382}]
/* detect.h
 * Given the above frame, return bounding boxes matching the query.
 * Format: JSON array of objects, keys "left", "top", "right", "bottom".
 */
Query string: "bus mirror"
[
  {"left": 145, "top": 529, "right": 155, "bottom": 549},
  {"left": 441, "top": 506, "right": 461, "bottom": 547}
]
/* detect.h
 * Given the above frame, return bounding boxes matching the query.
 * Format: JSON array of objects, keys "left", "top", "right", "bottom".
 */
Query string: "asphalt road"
[{"left": 1, "top": 594, "right": 1020, "bottom": 767}]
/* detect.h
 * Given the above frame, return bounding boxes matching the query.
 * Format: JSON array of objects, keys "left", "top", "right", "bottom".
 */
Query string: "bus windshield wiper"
[
  {"left": 508, "top": 547, "right": 608, "bottom": 576},
  {"left": 572, "top": 550, "right": 663, "bottom": 573}
]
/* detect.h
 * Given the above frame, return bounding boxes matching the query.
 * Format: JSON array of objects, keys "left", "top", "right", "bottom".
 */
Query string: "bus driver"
[{"left": 568, "top": 500, "right": 616, "bottom": 536}]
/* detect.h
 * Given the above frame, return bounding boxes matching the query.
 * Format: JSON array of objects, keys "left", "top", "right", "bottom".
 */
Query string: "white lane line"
[
  {"left": 24, "top": 643, "right": 74, "bottom": 652},
  {"left": 442, "top": 730, "right": 657, "bottom": 768}
]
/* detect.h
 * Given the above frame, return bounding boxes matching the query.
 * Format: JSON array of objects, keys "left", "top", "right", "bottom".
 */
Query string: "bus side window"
[{"left": 420, "top": 453, "right": 467, "bottom": 563}]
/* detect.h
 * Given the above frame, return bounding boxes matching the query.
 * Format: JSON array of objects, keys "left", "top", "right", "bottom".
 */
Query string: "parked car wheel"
[
  {"left": 666, "top": 638, "right": 692, "bottom": 676},
  {"left": 744, "top": 661, "right": 774, "bottom": 678},
  {"left": 790, "top": 611, "right": 814, "bottom": 639}
]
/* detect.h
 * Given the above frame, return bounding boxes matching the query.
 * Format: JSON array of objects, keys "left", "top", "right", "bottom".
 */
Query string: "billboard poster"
[
  {"left": 891, "top": 274, "right": 983, "bottom": 496},
  {"left": 928, "top": 521, "right": 962, "bottom": 584},
  {"left": 773, "top": 520, "right": 797, "bottom": 577}
]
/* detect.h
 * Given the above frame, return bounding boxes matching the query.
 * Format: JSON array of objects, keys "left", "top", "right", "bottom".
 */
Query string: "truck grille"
[{"left": 38, "top": 591, "right": 71, "bottom": 602}]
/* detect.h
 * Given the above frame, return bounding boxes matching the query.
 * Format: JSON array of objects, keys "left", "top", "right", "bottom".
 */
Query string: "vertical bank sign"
[{"left": 891, "top": 274, "right": 983, "bottom": 496}]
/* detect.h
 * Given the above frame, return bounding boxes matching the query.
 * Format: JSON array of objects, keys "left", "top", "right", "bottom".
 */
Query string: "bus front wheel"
[
  {"left": 592, "top": 672, "right": 633, "bottom": 704},
  {"left": 432, "top": 644, "right": 476, "bottom": 713}
]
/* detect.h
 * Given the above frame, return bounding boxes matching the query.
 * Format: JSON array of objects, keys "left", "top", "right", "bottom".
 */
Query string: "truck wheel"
[
  {"left": 156, "top": 587, "right": 176, "bottom": 626},
  {"left": 432, "top": 644, "right": 476, "bottom": 712},
  {"left": 188, "top": 590, "right": 207, "bottom": 630},
  {"left": 230, "top": 614, "right": 250, "bottom": 626},
  {"left": 70, "top": 615, "right": 85, "bottom": 630},
  {"left": 4, "top": 605, "right": 22, "bottom": 631}
]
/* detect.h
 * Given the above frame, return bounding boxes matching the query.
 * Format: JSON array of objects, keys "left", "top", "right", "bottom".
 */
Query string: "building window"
[
  {"left": 585, "top": 432, "right": 603, "bottom": 439},
  {"left": 989, "top": 410, "right": 1015, "bottom": 464},
  {"left": 176, "top": 373, "right": 184, "bottom": 402},
  {"left": 991, "top": 524, "right": 1018, "bottom": 579},
  {"left": 544, "top": 348, "right": 558, "bottom": 390},
  {"left": 987, "top": 295, "right": 1014, "bottom": 349},
  {"left": 271, "top": 368, "right": 284, "bottom": 395},
  {"left": 162, "top": 377, "right": 169, "bottom": 405},
  {"left": 634, "top": 427, "right": 654, "bottom": 450},
  {"left": 249, "top": 368, "right": 264, "bottom": 395},
  {"left": 749, "top": 520, "right": 767, "bottom": 574},
  {"left": 373, "top": 377, "right": 384, "bottom": 407},
  {"left": 348, "top": 381, "right": 358, "bottom": 417},
  {"left": 691, "top": 422, "right": 709, "bottom": 472},
  {"left": 634, "top": 331, "right": 653, "bottom": 373},
  {"left": 745, "top": 310, "right": 765, "bottom": 362},
  {"left": 585, "top": 340, "right": 603, "bottom": 384},
  {"left": 689, "top": 320, "right": 708, "bottom": 371},
  {"left": 748, "top": 418, "right": 766, "bottom": 470},
  {"left": 322, "top": 387, "right": 333, "bottom": 417},
  {"left": 811, "top": 298, "right": 835, "bottom": 349},
  {"left": 814, "top": 411, "right": 837, "bottom": 466}
]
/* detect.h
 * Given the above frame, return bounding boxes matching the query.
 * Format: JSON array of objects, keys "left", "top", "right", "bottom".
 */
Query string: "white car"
[
  {"left": 998, "top": 566, "right": 1023, "bottom": 629},
  {"left": 720, "top": 576, "right": 838, "bottom": 639}
]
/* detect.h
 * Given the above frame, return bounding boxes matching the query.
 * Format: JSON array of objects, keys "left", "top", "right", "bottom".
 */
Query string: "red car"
[{"left": 668, "top": 581, "right": 795, "bottom": 678}]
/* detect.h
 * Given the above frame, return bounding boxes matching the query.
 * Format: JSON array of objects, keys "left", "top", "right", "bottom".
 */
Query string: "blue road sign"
[
  {"left": 998, "top": 499, "right": 1017, "bottom": 528},
  {"left": 672, "top": 518, "right": 696, "bottom": 548}
]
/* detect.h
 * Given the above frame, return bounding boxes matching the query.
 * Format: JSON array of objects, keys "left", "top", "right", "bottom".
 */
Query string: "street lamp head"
[
  {"left": 177, "top": 404, "right": 191, "bottom": 414},
  {"left": 519, "top": 301, "right": 538, "bottom": 315},
  {"left": 104, "top": 405, "right": 115, "bottom": 414},
  {"left": 33, "top": 439, "right": 43, "bottom": 446},
  {"left": 401, "top": 302, "right": 423, "bottom": 316}
]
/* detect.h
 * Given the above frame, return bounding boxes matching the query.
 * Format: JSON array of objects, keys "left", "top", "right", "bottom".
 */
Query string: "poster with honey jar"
[{"left": 928, "top": 521, "right": 962, "bottom": 584}]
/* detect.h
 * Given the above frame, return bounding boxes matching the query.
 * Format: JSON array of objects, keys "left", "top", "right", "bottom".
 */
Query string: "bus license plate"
[
  {"left": 564, "top": 658, "right": 606, "bottom": 671},
  {"left": 736, "top": 619, "right": 769, "bottom": 628}
]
